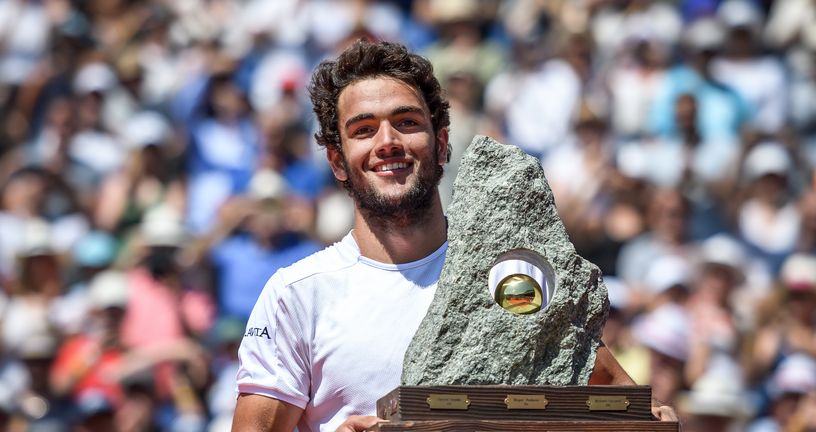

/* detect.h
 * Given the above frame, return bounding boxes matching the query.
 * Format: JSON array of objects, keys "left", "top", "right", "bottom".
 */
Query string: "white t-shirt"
[
  {"left": 236, "top": 232, "right": 447, "bottom": 432},
  {"left": 485, "top": 60, "right": 581, "bottom": 158},
  {"left": 711, "top": 56, "right": 788, "bottom": 133}
]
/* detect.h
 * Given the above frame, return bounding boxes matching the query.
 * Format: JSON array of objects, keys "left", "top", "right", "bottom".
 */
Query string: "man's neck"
[{"left": 351, "top": 194, "right": 447, "bottom": 264}]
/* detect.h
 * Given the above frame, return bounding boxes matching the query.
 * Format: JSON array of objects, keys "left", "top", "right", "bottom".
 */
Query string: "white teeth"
[{"left": 376, "top": 162, "right": 408, "bottom": 172}]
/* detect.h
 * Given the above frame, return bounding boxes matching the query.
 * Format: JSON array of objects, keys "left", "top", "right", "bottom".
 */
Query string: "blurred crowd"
[{"left": 1, "top": 0, "right": 816, "bottom": 430}]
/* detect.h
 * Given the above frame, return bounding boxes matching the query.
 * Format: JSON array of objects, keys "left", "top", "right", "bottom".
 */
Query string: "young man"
[{"left": 233, "top": 40, "right": 674, "bottom": 432}]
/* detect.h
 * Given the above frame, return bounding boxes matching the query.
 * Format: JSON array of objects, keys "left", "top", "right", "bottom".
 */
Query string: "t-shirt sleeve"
[{"left": 235, "top": 271, "right": 312, "bottom": 409}]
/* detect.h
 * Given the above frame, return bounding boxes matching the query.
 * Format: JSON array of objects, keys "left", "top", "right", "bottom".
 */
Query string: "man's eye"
[
  {"left": 398, "top": 119, "right": 418, "bottom": 127},
  {"left": 351, "top": 126, "right": 374, "bottom": 137}
]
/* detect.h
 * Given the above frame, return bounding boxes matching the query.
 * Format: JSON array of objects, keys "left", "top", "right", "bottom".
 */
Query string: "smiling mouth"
[{"left": 373, "top": 162, "right": 410, "bottom": 172}]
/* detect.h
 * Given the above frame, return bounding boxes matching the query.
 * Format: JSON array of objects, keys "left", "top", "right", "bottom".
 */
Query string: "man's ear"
[
  {"left": 326, "top": 145, "right": 348, "bottom": 182},
  {"left": 436, "top": 128, "right": 450, "bottom": 165}
]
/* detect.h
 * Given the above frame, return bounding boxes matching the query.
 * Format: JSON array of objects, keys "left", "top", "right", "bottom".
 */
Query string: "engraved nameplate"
[
  {"left": 504, "top": 394, "right": 549, "bottom": 410},
  {"left": 586, "top": 395, "right": 630, "bottom": 411},
  {"left": 426, "top": 394, "right": 470, "bottom": 410}
]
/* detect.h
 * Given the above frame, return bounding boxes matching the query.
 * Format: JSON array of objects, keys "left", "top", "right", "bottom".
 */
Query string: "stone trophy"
[{"left": 372, "top": 136, "right": 679, "bottom": 431}]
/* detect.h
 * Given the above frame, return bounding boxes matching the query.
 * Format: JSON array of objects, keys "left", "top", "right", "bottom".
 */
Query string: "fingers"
[
  {"left": 335, "top": 415, "right": 385, "bottom": 432},
  {"left": 651, "top": 404, "right": 679, "bottom": 422}
]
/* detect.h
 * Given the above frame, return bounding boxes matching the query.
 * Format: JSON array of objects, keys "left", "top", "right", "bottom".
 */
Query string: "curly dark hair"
[{"left": 309, "top": 40, "right": 451, "bottom": 161}]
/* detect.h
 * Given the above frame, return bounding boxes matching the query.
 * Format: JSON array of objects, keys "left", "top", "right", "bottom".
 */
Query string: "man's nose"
[{"left": 374, "top": 121, "right": 403, "bottom": 156}]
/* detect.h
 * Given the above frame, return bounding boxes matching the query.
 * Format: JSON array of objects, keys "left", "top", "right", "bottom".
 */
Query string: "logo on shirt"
[{"left": 244, "top": 326, "right": 271, "bottom": 339}]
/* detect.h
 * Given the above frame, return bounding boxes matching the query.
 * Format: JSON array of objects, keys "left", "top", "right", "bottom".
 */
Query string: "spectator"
[
  {"left": 439, "top": 70, "right": 486, "bottom": 209},
  {"left": 750, "top": 254, "right": 816, "bottom": 383},
  {"left": 685, "top": 235, "right": 747, "bottom": 384},
  {"left": 423, "top": 0, "right": 505, "bottom": 93},
  {"left": 618, "top": 92, "right": 736, "bottom": 238},
  {"left": 737, "top": 142, "right": 801, "bottom": 270},
  {"left": 642, "top": 254, "right": 693, "bottom": 309},
  {"left": 617, "top": 188, "right": 693, "bottom": 286},
  {"left": 185, "top": 70, "right": 260, "bottom": 235},
  {"left": 678, "top": 359, "right": 754, "bottom": 432},
  {"left": 796, "top": 186, "right": 816, "bottom": 253},
  {"left": 94, "top": 110, "right": 185, "bottom": 236},
  {"left": 119, "top": 205, "right": 213, "bottom": 424},
  {"left": 0, "top": 168, "right": 88, "bottom": 281},
  {"left": 712, "top": 0, "right": 788, "bottom": 135},
  {"left": 26, "top": 96, "right": 76, "bottom": 175},
  {"left": 649, "top": 17, "right": 749, "bottom": 144},
  {"left": 1, "top": 220, "right": 69, "bottom": 429},
  {"left": 121, "top": 205, "right": 213, "bottom": 350},
  {"left": 202, "top": 169, "right": 322, "bottom": 320},
  {"left": 591, "top": 0, "right": 683, "bottom": 64},
  {"left": 606, "top": 36, "right": 670, "bottom": 138},
  {"left": 205, "top": 317, "right": 246, "bottom": 431},
  {"left": 68, "top": 62, "right": 127, "bottom": 186},
  {"left": 49, "top": 271, "right": 130, "bottom": 412},
  {"left": 748, "top": 353, "right": 816, "bottom": 431},
  {"left": 633, "top": 302, "right": 691, "bottom": 405},
  {"left": 485, "top": 32, "right": 591, "bottom": 160},
  {"left": 50, "top": 230, "right": 119, "bottom": 336},
  {"left": 545, "top": 110, "right": 625, "bottom": 274},
  {"left": 602, "top": 277, "right": 649, "bottom": 386},
  {"left": 0, "top": 0, "right": 52, "bottom": 86}
]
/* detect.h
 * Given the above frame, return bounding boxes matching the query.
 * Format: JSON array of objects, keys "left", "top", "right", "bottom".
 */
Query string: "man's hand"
[
  {"left": 592, "top": 345, "right": 679, "bottom": 423},
  {"left": 651, "top": 399, "right": 679, "bottom": 422},
  {"left": 334, "top": 415, "right": 384, "bottom": 432}
]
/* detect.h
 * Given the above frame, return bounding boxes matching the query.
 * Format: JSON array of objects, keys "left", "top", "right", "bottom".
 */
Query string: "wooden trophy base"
[
  {"left": 372, "top": 419, "right": 678, "bottom": 431},
  {"left": 372, "top": 385, "right": 679, "bottom": 431}
]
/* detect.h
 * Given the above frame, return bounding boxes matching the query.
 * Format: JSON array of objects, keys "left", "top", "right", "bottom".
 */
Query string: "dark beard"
[{"left": 341, "top": 159, "right": 443, "bottom": 230}]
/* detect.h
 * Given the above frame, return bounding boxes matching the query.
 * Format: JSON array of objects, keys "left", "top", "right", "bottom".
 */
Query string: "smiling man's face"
[{"left": 328, "top": 76, "right": 447, "bottom": 223}]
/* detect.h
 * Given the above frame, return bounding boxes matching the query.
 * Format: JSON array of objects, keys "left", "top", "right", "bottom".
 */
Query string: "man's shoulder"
[{"left": 274, "top": 233, "right": 359, "bottom": 288}]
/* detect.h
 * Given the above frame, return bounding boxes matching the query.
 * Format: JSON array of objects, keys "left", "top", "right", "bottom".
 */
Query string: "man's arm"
[
  {"left": 589, "top": 344, "right": 635, "bottom": 385},
  {"left": 232, "top": 393, "right": 303, "bottom": 432},
  {"left": 589, "top": 344, "right": 679, "bottom": 422}
]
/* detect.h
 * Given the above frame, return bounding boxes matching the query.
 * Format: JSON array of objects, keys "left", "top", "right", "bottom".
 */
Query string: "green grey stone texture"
[{"left": 402, "top": 135, "right": 609, "bottom": 385}]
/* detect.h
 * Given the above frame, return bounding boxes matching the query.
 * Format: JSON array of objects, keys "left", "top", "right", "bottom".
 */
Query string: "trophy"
[{"left": 373, "top": 136, "right": 679, "bottom": 431}]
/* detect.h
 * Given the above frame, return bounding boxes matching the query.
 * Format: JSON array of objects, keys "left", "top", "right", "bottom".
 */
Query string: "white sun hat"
[{"left": 743, "top": 142, "right": 792, "bottom": 182}]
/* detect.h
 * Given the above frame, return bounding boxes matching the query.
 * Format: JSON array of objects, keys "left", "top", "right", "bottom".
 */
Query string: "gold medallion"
[{"left": 495, "top": 274, "right": 543, "bottom": 314}]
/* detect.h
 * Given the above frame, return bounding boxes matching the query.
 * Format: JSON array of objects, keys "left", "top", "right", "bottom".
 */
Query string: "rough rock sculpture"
[{"left": 402, "top": 135, "right": 608, "bottom": 385}]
